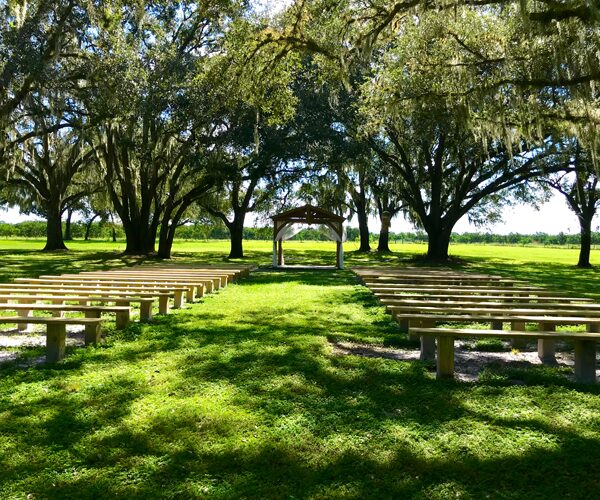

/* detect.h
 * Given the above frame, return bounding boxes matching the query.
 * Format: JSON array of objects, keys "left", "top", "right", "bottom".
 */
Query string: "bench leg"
[
  {"left": 173, "top": 291, "right": 184, "bottom": 309},
  {"left": 397, "top": 318, "right": 409, "bottom": 333},
  {"left": 46, "top": 324, "right": 66, "bottom": 362},
  {"left": 538, "top": 322, "right": 556, "bottom": 364},
  {"left": 195, "top": 285, "right": 205, "bottom": 298},
  {"left": 84, "top": 311, "right": 102, "bottom": 345},
  {"left": 17, "top": 298, "right": 34, "bottom": 331},
  {"left": 158, "top": 295, "right": 170, "bottom": 315},
  {"left": 420, "top": 335, "right": 436, "bottom": 361},
  {"left": 185, "top": 286, "right": 195, "bottom": 302},
  {"left": 511, "top": 321, "right": 528, "bottom": 349},
  {"left": 205, "top": 281, "right": 213, "bottom": 294},
  {"left": 79, "top": 299, "right": 88, "bottom": 306},
  {"left": 574, "top": 339, "right": 596, "bottom": 384},
  {"left": 140, "top": 301, "right": 153, "bottom": 322},
  {"left": 491, "top": 320, "right": 503, "bottom": 330},
  {"left": 437, "top": 336, "right": 455, "bottom": 379},
  {"left": 52, "top": 299, "right": 64, "bottom": 317},
  {"left": 115, "top": 310, "right": 130, "bottom": 329}
]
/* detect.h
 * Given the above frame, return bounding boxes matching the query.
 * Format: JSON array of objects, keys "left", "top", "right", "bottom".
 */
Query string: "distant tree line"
[{"left": 2, "top": 221, "right": 598, "bottom": 247}]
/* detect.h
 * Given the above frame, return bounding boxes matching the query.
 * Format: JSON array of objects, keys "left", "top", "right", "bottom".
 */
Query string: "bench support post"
[
  {"left": 46, "top": 324, "right": 66, "bottom": 362},
  {"left": 437, "top": 336, "right": 455, "bottom": 379},
  {"left": 84, "top": 311, "right": 102, "bottom": 345},
  {"left": 140, "top": 301, "right": 153, "bottom": 322},
  {"left": 491, "top": 320, "right": 503, "bottom": 330},
  {"left": 511, "top": 321, "right": 528, "bottom": 349},
  {"left": 158, "top": 295, "right": 170, "bottom": 315},
  {"left": 17, "top": 298, "right": 34, "bottom": 331},
  {"left": 420, "top": 335, "right": 436, "bottom": 361},
  {"left": 173, "top": 290, "right": 184, "bottom": 309},
  {"left": 115, "top": 309, "right": 130, "bottom": 329},
  {"left": 574, "top": 340, "right": 596, "bottom": 384},
  {"left": 538, "top": 322, "right": 556, "bottom": 364},
  {"left": 185, "top": 286, "right": 195, "bottom": 302}
]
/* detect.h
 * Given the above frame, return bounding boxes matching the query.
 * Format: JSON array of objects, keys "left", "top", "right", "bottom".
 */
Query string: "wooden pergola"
[{"left": 271, "top": 205, "right": 346, "bottom": 269}]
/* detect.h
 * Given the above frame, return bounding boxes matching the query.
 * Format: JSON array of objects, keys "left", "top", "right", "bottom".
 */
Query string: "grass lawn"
[{"left": 1, "top": 239, "right": 600, "bottom": 498}]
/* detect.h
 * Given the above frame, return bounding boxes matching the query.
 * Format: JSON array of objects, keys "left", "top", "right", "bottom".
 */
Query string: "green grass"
[{"left": 1, "top": 239, "right": 600, "bottom": 498}]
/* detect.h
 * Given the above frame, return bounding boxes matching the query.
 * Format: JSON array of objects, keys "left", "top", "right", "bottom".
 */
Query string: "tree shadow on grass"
[{"left": 2, "top": 268, "right": 600, "bottom": 498}]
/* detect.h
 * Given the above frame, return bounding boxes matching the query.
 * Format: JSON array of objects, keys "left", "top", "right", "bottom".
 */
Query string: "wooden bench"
[
  {"left": 0, "top": 316, "right": 104, "bottom": 362},
  {"left": 0, "top": 295, "right": 155, "bottom": 321},
  {"left": 411, "top": 327, "right": 600, "bottom": 384},
  {"left": 0, "top": 303, "right": 131, "bottom": 330},
  {"left": 395, "top": 312, "right": 600, "bottom": 364}
]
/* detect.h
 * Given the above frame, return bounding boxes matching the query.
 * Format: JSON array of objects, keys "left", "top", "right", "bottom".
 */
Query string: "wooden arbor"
[{"left": 272, "top": 205, "right": 346, "bottom": 269}]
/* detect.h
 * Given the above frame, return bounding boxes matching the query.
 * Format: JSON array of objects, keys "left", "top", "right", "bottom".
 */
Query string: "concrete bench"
[
  {"left": 77, "top": 270, "right": 227, "bottom": 290},
  {"left": 0, "top": 295, "right": 155, "bottom": 321},
  {"left": 0, "top": 303, "right": 131, "bottom": 330},
  {"left": 362, "top": 277, "right": 521, "bottom": 288},
  {"left": 395, "top": 312, "right": 600, "bottom": 364},
  {"left": 85, "top": 270, "right": 229, "bottom": 289},
  {"left": 0, "top": 316, "right": 104, "bottom": 362},
  {"left": 0, "top": 287, "right": 174, "bottom": 314},
  {"left": 372, "top": 291, "right": 589, "bottom": 303},
  {"left": 368, "top": 284, "right": 555, "bottom": 295},
  {"left": 0, "top": 283, "right": 185, "bottom": 309},
  {"left": 21, "top": 276, "right": 207, "bottom": 300},
  {"left": 411, "top": 327, "right": 600, "bottom": 384},
  {"left": 379, "top": 298, "right": 600, "bottom": 310}
]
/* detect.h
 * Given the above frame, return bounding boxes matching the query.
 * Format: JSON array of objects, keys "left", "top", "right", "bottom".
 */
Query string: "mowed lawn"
[{"left": 1, "top": 239, "right": 600, "bottom": 498}]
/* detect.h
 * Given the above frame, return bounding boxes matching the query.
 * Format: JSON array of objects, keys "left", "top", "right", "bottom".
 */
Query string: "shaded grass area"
[{"left": 1, "top": 240, "right": 600, "bottom": 497}]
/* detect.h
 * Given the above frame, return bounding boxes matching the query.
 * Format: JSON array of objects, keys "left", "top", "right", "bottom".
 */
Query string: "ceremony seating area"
[
  {"left": 0, "top": 264, "right": 253, "bottom": 362},
  {"left": 352, "top": 266, "right": 600, "bottom": 383}
]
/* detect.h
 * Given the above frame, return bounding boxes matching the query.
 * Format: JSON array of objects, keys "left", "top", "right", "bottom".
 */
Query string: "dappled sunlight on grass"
[{"left": 1, "top": 241, "right": 600, "bottom": 496}]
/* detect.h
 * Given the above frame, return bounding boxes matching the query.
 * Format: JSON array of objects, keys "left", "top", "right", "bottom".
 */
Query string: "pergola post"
[
  {"left": 272, "top": 240, "right": 278, "bottom": 267},
  {"left": 277, "top": 240, "right": 284, "bottom": 266}
]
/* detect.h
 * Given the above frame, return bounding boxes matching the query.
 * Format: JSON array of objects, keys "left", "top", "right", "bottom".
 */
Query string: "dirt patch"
[
  {"left": 0, "top": 325, "right": 86, "bottom": 366},
  {"left": 329, "top": 339, "right": 590, "bottom": 382}
]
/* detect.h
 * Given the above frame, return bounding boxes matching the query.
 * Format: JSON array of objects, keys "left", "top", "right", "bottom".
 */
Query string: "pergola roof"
[{"left": 271, "top": 204, "right": 346, "bottom": 224}]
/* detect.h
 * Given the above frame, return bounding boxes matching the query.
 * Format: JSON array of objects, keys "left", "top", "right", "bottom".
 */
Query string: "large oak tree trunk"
[
  {"left": 377, "top": 227, "right": 390, "bottom": 252},
  {"left": 356, "top": 203, "right": 371, "bottom": 252},
  {"left": 228, "top": 217, "right": 245, "bottom": 258},
  {"left": 44, "top": 204, "right": 67, "bottom": 251},
  {"left": 122, "top": 219, "right": 155, "bottom": 255},
  {"left": 64, "top": 208, "right": 73, "bottom": 241},
  {"left": 425, "top": 226, "right": 452, "bottom": 261},
  {"left": 577, "top": 215, "right": 593, "bottom": 268}
]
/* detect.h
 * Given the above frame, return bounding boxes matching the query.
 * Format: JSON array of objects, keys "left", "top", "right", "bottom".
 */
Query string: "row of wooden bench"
[
  {"left": 352, "top": 266, "right": 600, "bottom": 383},
  {"left": 0, "top": 264, "right": 254, "bottom": 362}
]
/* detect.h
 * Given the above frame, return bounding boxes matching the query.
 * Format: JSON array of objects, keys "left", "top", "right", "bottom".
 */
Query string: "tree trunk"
[
  {"left": 122, "top": 220, "right": 154, "bottom": 255},
  {"left": 64, "top": 208, "right": 73, "bottom": 241},
  {"left": 112, "top": 226, "right": 117, "bottom": 243},
  {"left": 228, "top": 213, "right": 245, "bottom": 259},
  {"left": 84, "top": 214, "right": 99, "bottom": 241},
  {"left": 377, "top": 226, "right": 390, "bottom": 252},
  {"left": 425, "top": 226, "right": 452, "bottom": 261},
  {"left": 157, "top": 218, "right": 177, "bottom": 260},
  {"left": 44, "top": 204, "right": 68, "bottom": 251},
  {"left": 356, "top": 203, "right": 371, "bottom": 252},
  {"left": 577, "top": 215, "right": 593, "bottom": 268}
]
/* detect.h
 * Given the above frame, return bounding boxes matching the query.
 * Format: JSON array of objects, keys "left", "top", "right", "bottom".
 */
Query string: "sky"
[{"left": 1, "top": 193, "right": 595, "bottom": 235}]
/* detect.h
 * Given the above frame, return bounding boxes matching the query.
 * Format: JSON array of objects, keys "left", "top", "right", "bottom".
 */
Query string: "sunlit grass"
[{"left": 0, "top": 239, "right": 600, "bottom": 497}]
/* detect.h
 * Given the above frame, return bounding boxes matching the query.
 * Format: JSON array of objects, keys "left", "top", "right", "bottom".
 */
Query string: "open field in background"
[
  {"left": 1, "top": 238, "right": 600, "bottom": 298},
  {"left": 1, "top": 239, "right": 600, "bottom": 497}
]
